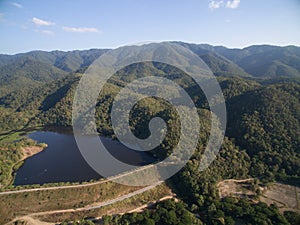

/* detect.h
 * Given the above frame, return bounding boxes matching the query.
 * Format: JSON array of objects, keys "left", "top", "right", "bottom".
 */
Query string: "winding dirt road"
[{"left": 7, "top": 181, "right": 163, "bottom": 225}]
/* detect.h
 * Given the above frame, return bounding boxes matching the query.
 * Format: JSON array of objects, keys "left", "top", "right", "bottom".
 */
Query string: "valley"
[{"left": 0, "top": 42, "right": 300, "bottom": 224}]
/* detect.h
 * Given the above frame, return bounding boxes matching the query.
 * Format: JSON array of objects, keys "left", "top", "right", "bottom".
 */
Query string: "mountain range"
[
  {"left": 0, "top": 42, "right": 299, "bottom": 178},
  {"left": 0, "top": 42, "right": 300, "bottom": 224},
  {"left": 1, "top": 43, "right": 300, "bottom": 97}
]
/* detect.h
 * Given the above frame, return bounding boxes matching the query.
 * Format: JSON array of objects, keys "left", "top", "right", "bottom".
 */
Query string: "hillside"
[
  {"left": 0, "top": 49, "right": 108, "bottom": 97},
  {"left": 1, "top": 43, "right": 300, "bottom": 98},
  {"left": 175, "top": 42, "right": 300, "bottom": 78},
  {"left": 1, "top": 43, "right": 300, "bottom": 224},
  {"left": 226, "top": 83, "right": 300, "bottom": 178},
  {"left": 199, "top": 52, "right": 251, "bottom": 77},
  {"left": 204, "top": 44, "right": 300, "bottom": 78},
  {"left": 0, "top": 57, "right": 67, "bottom": 97}
]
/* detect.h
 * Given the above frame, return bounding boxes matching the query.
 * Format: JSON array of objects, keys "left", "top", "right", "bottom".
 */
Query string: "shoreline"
[
  {"left": 6, "top": 144, "right": 48, "bottom": 189},
  {"left": 20, "top": 144, "right": 48, "bottom": 161}
]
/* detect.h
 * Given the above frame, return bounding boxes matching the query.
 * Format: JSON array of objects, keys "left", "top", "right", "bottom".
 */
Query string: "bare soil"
[
  {"left": 260, "top": 182, "right": 300, "bottom": 213},
  {"left": 21, "top": 145, "right": 47, "bottom": 160},
  {"left": 217, "top": 178, "right": 256, "bottom": 198}
]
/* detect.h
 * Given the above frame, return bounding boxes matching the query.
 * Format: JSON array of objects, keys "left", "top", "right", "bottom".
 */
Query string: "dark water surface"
[{"left": 14, "top": 128, "right": 154, "bottom": 185}]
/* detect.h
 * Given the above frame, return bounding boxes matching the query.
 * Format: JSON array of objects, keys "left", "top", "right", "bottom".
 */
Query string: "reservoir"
[{"left": 14, "top": 128, "right": 154, "bottom": 185}]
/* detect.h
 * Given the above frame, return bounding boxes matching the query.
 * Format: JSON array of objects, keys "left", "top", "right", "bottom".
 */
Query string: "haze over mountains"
[{"left": 1, "top": 42, "right": 300, "bottom": 98}]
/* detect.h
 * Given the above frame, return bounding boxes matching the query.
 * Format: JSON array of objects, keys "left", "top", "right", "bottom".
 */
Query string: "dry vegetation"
[
  {"left": 217, "top": 178, "right": 258, "bottom": 199},
  {"left": 20, "top": 144, "right": 47, "bottom": 161},
  {"left": 217, "top": 179, "right": 300, "bottom": 214},
  {"left": 260, "top": 182, "right": 300, "bottom": 213},
  {"left": 0, "top": 180, "right": 140, "bottom": 224},
  {"left": 27, "top": 183, "right": 172, "bottom": 224}
]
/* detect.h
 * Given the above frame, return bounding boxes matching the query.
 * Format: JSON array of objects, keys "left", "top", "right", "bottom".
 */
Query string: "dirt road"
[{"left": 7, "top": 181, "right": 163, "bottom": 225}]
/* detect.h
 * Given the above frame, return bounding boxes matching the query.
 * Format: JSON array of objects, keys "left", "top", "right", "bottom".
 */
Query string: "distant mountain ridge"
[
  {"left": 175, "top": 42, "right": 300, "bottom": 78},
  {"left": 0, "top": 49, "right": 108, "bottom": 96},
  {"left": 1, "top": 42, "right": 300, "bottom": 98},
  {"left": 1, "top": 43, "right": 300, "bottom": 79},
  {"left": 0, "top": 48, "right": 109, "bottom": 72}
]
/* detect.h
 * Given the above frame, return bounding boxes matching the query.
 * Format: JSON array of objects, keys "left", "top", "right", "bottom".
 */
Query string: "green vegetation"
[
  {"left": 1, "top": 43, "right": 300, "bottom": 224},
  {"left": 284, "top": 211, "right": 300, "bottom": 225},
  {"left": 227, "top": 83, "right": 300, "bottom": 181},
  {"left": 200, "top": 52, "right": 251, "bottom": 77},
  {"left": 177, "top": 42, "right": 300, "bottom": 78},
  {"left": 204, "top": 197, "right": 289, "bottom": 225},
  {"left": 109, "top": 197, "right": 290, "bottom": 225},
  {"left": 0, "top": 137, "right": 43, "bottom": 190},
  {"left": 36, "top": 183, "right": 172, "bottom": 223},
  {"left": 109, "top": 199, "right": 202, "bottom": 225}
]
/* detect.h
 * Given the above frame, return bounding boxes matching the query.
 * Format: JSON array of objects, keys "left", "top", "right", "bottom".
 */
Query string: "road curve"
[
  {"left": 7, "top": 181, "right": 163, "bottom": 225},
  {"left": 31, "top": 181, "right": 162, "bottom": 215}
]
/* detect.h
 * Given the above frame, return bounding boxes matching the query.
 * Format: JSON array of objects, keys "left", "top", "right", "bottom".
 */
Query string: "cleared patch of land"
[
  {"left": 9, "top": 216, "right": 54, "bottom": 225},
  {"left": 20, "top": 145, "right": 47, "bottom": 161},
  {"left": 260, "top": 182, "right": 300, "bottom": 213},
  {"left": 217, "top": 178, "right": 256, "bottom": 198},
  {"left": 217, "top": 179, "right": 299, "bottom": 214}
]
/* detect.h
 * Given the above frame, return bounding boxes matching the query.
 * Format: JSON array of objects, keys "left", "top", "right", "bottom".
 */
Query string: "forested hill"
[
  {"left": 0, "top": 49, "right": 108, "bottom": 97},
  {"left": 1, "top": 44, "right": 300, "bottom": 224},
  {"left": 176, "top": 42, "right": 300, "bottom": 78},
  {"left": 1, "top": 43, "right": 300, "bottom": 97},
  {"left": 0, "top": 59, "right": 299, "bottom": 184}
]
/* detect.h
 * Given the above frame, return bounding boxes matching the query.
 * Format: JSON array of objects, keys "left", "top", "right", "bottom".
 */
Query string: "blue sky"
[{"left": 0, "top": 0, "right": 299, "bottom": 54}]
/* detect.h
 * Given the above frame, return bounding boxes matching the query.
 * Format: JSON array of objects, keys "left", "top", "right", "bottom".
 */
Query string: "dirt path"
[
  {"left": 128, "top": 195, "right": 175, "bottom": 213},
  {"left": 217, "top": 178, "right": 254, "bottom": 185},
  {"left": 7, "top": 181, "right": 163, "bottom": 225},
  {"left": 10, "top": 216, "right": 54, "bottom": 225},
  {"left": 0, "top": 177, "right": 108, "bottom": 195}
]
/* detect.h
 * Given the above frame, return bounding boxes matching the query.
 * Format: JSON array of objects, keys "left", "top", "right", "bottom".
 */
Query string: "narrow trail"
[
  {"left": 7, "top": 181, "right": 163, "bottom": 225},
  {"left": 10, "top": 216, "right": 54, "bottom": 225},
  {"left": 128, "top": 195, "right": 175, "bottom": 213},
  {"left": 217, "top": 178, "right": 254, "bottom": 185}
]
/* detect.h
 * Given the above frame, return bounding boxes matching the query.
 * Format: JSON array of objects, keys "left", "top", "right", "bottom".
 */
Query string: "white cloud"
[
  {"left": 32, "top": 17, "right": 55, "bottom": 26},
  {"left": 62, "top": 26, "right": 100, "bottom": 33},
  {"left": 11, "top": 2, "right": 23, "bottom": 8},
  {"left": 209, "top": 1, "right": 224, "bottom": 9},
  {"left": 209, "top": 0, "right": 241, "bottom": 9},
  {"left": 226, "top": 0, "right": 240, "bottom": 9}
]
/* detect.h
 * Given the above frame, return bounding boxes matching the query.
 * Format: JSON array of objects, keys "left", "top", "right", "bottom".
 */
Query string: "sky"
[{"left": 0, "top": 0, "right": 300, "bottom": 54}]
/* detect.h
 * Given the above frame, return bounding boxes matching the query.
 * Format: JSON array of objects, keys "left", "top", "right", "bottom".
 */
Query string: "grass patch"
[
  {"left": 35, "top": 183, "right": 172, "bottom": 223},
  {"left": 0, "top": 131, "right": 24, "bottom": 144},
  {"left": 0, "top": 180, "right": 141, "bottom": 224}
]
